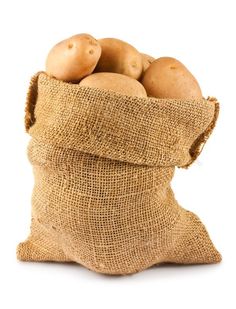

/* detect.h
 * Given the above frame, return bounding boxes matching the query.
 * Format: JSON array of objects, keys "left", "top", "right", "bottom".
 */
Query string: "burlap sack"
[{"left": 17, "top": 72, "right": 221, "bottom": 275}]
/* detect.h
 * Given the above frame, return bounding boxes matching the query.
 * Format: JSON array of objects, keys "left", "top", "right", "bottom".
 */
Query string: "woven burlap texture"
[{"left": 17, "top": 72, "right": 221, "bottom": 275}]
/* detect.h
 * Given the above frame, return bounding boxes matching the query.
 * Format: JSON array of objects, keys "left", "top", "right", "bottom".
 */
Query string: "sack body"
[{"left": 17, "top": 72, "right": 221, "bottom": 275}]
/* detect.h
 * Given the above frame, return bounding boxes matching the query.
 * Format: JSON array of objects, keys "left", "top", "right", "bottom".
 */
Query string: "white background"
[{"left": 0, "top": 0, "right": 235, "bottom": 308}]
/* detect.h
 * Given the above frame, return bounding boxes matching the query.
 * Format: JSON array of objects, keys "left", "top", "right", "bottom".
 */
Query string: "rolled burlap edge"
[
  {"left": 24, "top": 72, "right": 219, "bottom": 168},
  {"left": 181, "top": 97, "right": 220, "bottom": 168}
]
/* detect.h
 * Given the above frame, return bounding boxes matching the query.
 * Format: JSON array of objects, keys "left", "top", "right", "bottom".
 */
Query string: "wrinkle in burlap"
[{"left": 17, "top": 72, "right": 221, "bottom": 275}]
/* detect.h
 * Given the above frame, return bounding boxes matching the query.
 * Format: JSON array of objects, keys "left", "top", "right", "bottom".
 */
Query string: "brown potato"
[
  {"left": 141, "top": 53, "right": 155, "bottom": 72},
  {"left": 95, "top": 38, "right": 142, "bottom": 80},
  {"left": 79, "top": 72, "right": 147, "bottom": 97},
  {"left": 45, "top": 33, "right": 101, "bottom": 82},
  {"left": 141, "top": 57, "right": 202, "bottom": 99}
]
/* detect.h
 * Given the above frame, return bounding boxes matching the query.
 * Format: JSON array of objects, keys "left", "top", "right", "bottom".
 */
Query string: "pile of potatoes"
[{"left": 46, "top": 33, "right": 202, "bottom": 99}]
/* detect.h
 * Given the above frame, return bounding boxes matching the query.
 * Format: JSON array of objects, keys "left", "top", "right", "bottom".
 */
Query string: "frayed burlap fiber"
[{"left": 17, "top": 72, "right": 221, "bottom": 275}]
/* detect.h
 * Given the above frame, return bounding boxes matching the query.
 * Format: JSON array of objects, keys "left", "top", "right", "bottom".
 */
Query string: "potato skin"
[
  {"left": 141, "top": 57, "right": 202, "bottom": 99},
  {"left": 79, "top": 72, "right": 147, "bottom": 97},
  {"left": 45, "top": 33, "right": 101, "bottom": 82},
  {"left": 95, "top": 38, "right": 143, "bottom": 80},
  {"left": 141, "top": 53, "right": 155, "bottom": 72}
]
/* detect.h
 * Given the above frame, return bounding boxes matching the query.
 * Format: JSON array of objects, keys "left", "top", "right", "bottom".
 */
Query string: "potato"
[
  {"left": 79, "top": 72, "right": 147, "bottom": 97},
  {"left": 141, "top": 53, "right": 155, "bottom": 72},
  {"left": 95, "top": 38, "right": 142, "bottom": 80},
  {"left": 45, "top": 33, "right": 101, "bottom": 82},
  {"left": 141, "top": 57, "right": 202, "bottom": 99}
]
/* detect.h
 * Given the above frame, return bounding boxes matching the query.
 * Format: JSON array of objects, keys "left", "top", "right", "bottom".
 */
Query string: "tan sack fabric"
[{"left": 17, "top": 72, "right": 221, "bottom": 275}]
